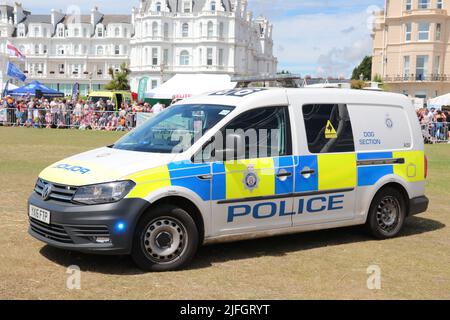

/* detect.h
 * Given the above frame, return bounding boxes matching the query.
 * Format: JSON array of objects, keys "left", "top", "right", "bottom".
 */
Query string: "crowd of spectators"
[
  {"left": 0, "top": 95, "right": 168, "bottom": 131},
  {"left": 416, "top": 107, "right": 450, "bottom": 142}
]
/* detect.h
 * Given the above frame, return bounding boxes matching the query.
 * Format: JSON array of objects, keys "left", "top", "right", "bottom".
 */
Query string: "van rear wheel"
[
  {"left": 131, "top": 204, "right": 199, "bottom": 272},
  {"left": 366, "top": 187, "right": 406, "bottom": 239}
]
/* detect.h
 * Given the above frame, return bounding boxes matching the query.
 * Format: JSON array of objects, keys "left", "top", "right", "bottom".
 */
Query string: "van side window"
[
  {"left": 221, "top": 106, "right": 292, "bottom": 160},
  {"left": 302, "top": 104, "right": 355, "bottom": 154}
]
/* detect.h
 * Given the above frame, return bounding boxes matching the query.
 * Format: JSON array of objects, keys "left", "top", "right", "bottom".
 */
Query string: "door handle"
[
  {"left": 300, "top": 169, "right": 316, "bottom": 175},
  {"left": 276, "top": 172, "right": 293, "bottom": 178},
  {"left": 197, "top": 174, "right": 213, "bottom": 181}
]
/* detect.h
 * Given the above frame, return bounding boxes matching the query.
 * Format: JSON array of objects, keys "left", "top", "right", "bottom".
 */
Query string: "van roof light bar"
[{"left": 232, "top": 75, "right": 302, "bottom": 88}]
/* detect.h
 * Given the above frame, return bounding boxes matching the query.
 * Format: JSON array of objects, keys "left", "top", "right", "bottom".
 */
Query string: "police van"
[{"left": 28, "top": 88, "right": 429, "bottom": 271}]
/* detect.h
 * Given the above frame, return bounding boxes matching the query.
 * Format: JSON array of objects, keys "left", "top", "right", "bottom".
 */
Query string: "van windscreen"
[{"left": 113, "top": 104, "right": 235, "bottom": 154}]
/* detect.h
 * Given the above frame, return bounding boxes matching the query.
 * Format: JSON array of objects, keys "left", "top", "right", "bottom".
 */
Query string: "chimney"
[
  {"left": 14, "top": 2, "right": 26, "bottom": 24},
  {"left": 51, "top": 9, "right": 65, "bottom": 27},
  {"left": 91, "top": 6, "right": 103, "bottom": 26}
]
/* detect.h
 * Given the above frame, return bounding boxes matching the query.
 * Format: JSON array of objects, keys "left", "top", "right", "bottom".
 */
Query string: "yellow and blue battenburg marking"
[{"left": 125, "top": 151, "right": 424, "bottom": 201}]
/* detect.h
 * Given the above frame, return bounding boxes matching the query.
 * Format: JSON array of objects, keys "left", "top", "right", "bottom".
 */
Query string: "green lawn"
[{"left": 0, "top": 127, "right": 449, "bottom": 300}]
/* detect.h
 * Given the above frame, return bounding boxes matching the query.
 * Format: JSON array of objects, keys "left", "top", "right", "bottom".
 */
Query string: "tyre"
[
  {"left": 366, "top": 187, "right": 407, "bottom": 239},
  {"left": 131, "top": 204, "right": 199, "bottom": 272}
]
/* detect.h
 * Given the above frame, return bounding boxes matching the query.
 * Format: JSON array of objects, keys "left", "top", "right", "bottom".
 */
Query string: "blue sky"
[{"left": 14, "top": 0, "right": 385, "bottom": 77}]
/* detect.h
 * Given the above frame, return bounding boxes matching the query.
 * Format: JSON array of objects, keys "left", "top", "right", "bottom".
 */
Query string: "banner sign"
[
  {"left": 137, "top": 77, "right": 149, "bottom": 102},
  {"left": 72, "top": 83, "right": 80, "bottom": 102}
]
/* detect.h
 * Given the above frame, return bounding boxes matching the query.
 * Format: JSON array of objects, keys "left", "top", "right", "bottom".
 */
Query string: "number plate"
[{"left": 29, "top": 205, "right": 51, "bottom": 224}]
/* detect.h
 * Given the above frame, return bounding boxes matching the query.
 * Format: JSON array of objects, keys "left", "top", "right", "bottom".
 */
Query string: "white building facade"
[
  {"left": 0, "top": 2, "right": 132, "bottom": 95},
  {"left": 1, "top": 1, "right": 277, "bottom": 95},
  {"left": 130, "top": 0, "right": 277, "bottom": 91}
]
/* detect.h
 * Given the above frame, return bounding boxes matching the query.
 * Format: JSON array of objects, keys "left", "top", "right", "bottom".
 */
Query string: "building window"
[
  {"left": 218, "top": 48, "right": 224, "bottom": 66},
  {"left": 34, "top": 27, "right": 39, "bottom": 37},
  {"left": 183, "top": 0, "right": 192, "bottom": 13},
  {"left": 151, "top": 80, "right": 158, "bottom": 89},
  {"left": 437, "top": 0, "right": 443, "bottom": 9},
  {"left": 156, "top": 1, "right": 162, "bottom": 12},
  {"left": 58, "top": 25, "right": 64, "bottom": 37},
  {"left": 58, "top": 46, "right": 65, "bottom": 55},
  {"left": 74, "top": 28, "right": 80, "bottom": 37},
  {"left": 405, "top": 0, "right": 412, "bottom": 10},
  {"left": 219, "top": 22, "right": 224, "bottom": 38},
  {"left": 34, "top": 45, "right": 39, "bottom": 55},
  {"left": 115, "top": 45, "right": 120, "bottom": 55},
  {"left": 145, "top": 23, "right": 149, "bottom": 36},
  {"left": 405, "top": 23, "right": 412, "bottom": 41},
  {"left": 115, "top": 27, "right": 120, "bottom": 37},
  {"left": 207, "top": 48, "right": 213, "bottom": 65},
  {"left": 182, "top": 23, "right": 189, "bottom": 37},
  {"left": 152, "top": 48, "right": 158, "bottom": 65},
  {"left": 18, "top": 25, "right": 25, "bottom": 37},
  {"left": 145, "top": 48, "right": 149, "bottom": 64},
  {"left": 211, "top": 1, "right": 216, "bottom": 11},
  {"left": 163, "top": 49, "right": 169, "bottom": 65},
  {"left": 97, "top": 27, "right": 103, "bottom": 37},
  {"left": 180, "top": 50, "right": 190, "bottom": 65},
  {"left": 418, "top": 22, "right": 430, "bottom": 40},
  {"left": 434, "top": 55, "right": 441, "bottom": 75},
  {"left": 418, "top": 0, "right": 430, "bottom": 9},
  {"left": 152, "top": 22, "right": 158, "bottom": 38},
  {"left": 436, "top": 23, "right": 442, "bottom": 40},
  {"left": 416, "top": 55, "right": 429, "bottom": 80},
  {"left": 97, "top": 46, "right": 104, "bottom": 55},
  {"left": 207, "top": 21, "right": 214, "bottom": 38},
  {"left": 74, "top": 44, "right": 80, "bottom": 55},
  {"left": 403, "top": 56, "right": 410, "bottom": 78},
  {"left": 164, "top": 23, "right": 169, "bottom": 38}
]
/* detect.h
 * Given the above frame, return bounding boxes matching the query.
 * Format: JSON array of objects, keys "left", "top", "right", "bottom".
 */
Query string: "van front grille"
[{"left": 34, "top": 179, "right": 78, "bottom": 203}]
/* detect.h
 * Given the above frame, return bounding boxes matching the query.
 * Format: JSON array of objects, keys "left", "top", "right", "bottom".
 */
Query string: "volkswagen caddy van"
[{"left": 28, "top": 88, "right": 429, "bottom": 271}]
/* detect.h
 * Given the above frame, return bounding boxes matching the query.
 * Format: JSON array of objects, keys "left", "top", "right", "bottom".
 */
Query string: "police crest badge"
[{"left": 243, "top": 164, "right": 259, "bottom": 191}]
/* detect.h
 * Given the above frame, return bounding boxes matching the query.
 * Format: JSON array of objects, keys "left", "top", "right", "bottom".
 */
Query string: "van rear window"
[{"left": 302, "top": 104, "right": 355, "bottom": 154}]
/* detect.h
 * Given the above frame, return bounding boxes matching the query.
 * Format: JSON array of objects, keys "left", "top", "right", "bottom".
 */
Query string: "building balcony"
[
  {"left": 24, "top": 72, "right": 111, "bottom": 81},
  {"left": 403, "top": 8, "right": 447, "bottom": 16},
  {"left": 383, "top": 74, "right": 450, "bottom": 83}
]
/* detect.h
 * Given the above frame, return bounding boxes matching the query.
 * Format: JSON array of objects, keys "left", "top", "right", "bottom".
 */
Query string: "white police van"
[{"left": 28, "top": 88, "right": 429, "bottom": 271}]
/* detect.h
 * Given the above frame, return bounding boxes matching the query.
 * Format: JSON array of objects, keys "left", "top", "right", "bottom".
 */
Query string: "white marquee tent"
[
  {"left": 428, "top": 93, "right": 450, "bottom": 109},
  {"left": 146, "top": 74, "right": 237, "bottom": 100}
]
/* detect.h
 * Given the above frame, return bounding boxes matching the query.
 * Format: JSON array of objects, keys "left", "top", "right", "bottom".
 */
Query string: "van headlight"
[{"left": 73, "top": 181, "right": 136, "bottom": 205}]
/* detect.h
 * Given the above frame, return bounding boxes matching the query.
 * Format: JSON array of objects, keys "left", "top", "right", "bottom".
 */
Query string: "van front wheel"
[
  {"left": 366, "top": 187, "right": 406, "bottom": 239},
  {"left": 131, "top": 205, "right": 199, "bottom": 272}
]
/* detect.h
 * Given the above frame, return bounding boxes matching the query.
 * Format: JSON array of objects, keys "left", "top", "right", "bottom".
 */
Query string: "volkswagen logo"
[{"left": 42, "top": 184, "right": 52, "bottom": 201}]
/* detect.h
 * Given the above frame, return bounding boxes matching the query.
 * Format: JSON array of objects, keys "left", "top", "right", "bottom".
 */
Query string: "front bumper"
[
  {"left": 409, "top": 196, "right": 429, "bottom": 216},
  {"left": 28, "top": 192, "right": 149, "bottom": 255}
]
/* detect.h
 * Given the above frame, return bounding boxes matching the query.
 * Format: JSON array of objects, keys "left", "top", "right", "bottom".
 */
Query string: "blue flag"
[{"left": 7, "top": 62, "right": 26, "bottom": 82}]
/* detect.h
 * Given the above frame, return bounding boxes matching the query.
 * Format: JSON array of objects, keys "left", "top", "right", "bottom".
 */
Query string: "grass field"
[{"left": 0, "top": 127, "right": 449, "bottom": 300}]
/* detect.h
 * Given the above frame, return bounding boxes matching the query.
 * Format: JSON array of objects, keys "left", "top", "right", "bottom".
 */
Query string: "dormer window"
[
  {"left": 97, "top": 26, "right": 104, "bottom": 37},
  {"left": 156, "top": 1, "right": 162, "bottom": 12},
  {"left": 211, "top": 1, "right": 216, "bottom": 11},
  {"left": 57, "top": 25, "right": 64, "bottom": 37},
  {"left": 18, "top": 25, "right": 25, "bottom": 37},
  {"left": 182, "top": 0, "right": 192, "bottom": 13}
]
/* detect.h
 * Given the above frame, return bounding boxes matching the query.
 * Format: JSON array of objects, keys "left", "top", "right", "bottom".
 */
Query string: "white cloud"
[{"left": 272, "top": 9, "right": 375, "bottom": 77}]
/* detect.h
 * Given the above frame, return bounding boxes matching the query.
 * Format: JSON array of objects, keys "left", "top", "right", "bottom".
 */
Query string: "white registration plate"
[{"left": 29, "top": 205, "right": 51, "bottom": 224}]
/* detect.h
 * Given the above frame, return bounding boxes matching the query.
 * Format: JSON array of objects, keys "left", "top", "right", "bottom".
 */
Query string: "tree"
[
  {"left": 351, "top": 56, "right": 372, "bottom": 81},
  {"left": 105, "top": 63, "right": 131, "bottom": 91}
]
